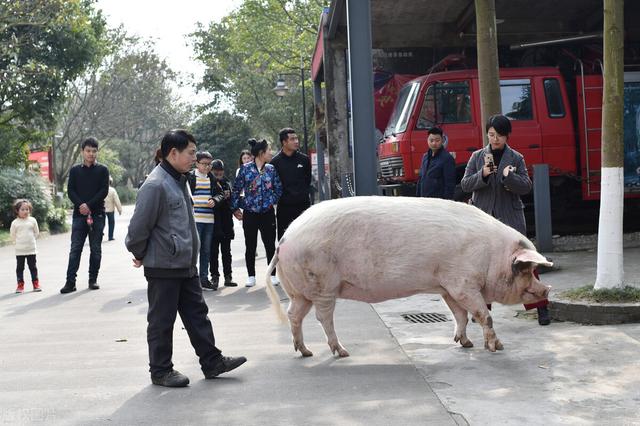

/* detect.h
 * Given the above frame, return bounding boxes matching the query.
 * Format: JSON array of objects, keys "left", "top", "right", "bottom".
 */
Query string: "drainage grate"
[{"left": 401, "top": 313, "right": 450, "bottom": 324}]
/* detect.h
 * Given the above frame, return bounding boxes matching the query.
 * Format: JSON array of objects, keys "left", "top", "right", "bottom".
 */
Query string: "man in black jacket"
[
  {"left": 209, "top": 159, "right": 237, "bottom": 288},
  {"left": 416, "top": 127, "right": 456, "bottom": 199},
  {"left": 271, "top": 128, "right": 312, "bottom": 242},
  {"left": 60, "top": 138, "right": 109, "bottom": 293}
]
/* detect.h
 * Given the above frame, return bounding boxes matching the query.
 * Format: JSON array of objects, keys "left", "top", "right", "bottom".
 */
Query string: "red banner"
[{"left": 28, "top": 149, "right": 53, "bottom": 182}]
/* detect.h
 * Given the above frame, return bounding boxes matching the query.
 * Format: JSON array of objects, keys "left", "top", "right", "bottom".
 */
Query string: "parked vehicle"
[{"left": 378, "top": 66, "right": 640, "bottom": 202}]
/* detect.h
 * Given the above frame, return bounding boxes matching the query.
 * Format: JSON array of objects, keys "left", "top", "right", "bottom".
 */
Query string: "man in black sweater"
[
  {"left": 60, "top": 138, "right": 110, "bottom": 293},
  {"left": 271, "top": 128, "right": 312, "bottom": 242}
]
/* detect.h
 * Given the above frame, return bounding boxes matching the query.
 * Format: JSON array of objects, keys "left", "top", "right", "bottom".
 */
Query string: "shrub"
[
  {"left": 0, "top": 168, "right": 53, "bottom": 230},
  {"left": 116, "top": 185, "right": 137, "bottom": 204},
  {"left": 47, "top": 207, "right": 69, "bottom": 234}
]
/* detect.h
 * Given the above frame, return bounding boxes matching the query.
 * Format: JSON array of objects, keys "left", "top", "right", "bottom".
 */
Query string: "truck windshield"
[
  {"left": 384, "top": 82, "right": 420, "bottom": 138},
  {"left": 416, "top": 81, "right": 471, "bottom": 129}
]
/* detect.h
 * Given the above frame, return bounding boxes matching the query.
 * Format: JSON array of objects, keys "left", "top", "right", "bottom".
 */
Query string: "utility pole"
[
  {"left": 595, "top": 0, "right": 625, "bottom": 289},
  {"left": 475, "top": 0, "right": 502, "bottom": 144}
]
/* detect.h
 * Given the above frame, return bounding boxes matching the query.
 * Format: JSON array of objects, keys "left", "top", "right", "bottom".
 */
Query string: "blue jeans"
[
  {"left": 106, "top": 211, "right": 115, "bottom": 240},
  {"left": 196, "top": 222, "right": 214, "bottom": 283},
  {"left": 65, "top": 214, "right": 105, "bottom": 284}
]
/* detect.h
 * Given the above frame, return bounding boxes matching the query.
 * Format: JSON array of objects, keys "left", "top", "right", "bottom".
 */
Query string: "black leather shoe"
[
  {"left": 88, "top": 281, "right": 100, "bottom": 290},
  {"left": 151, "top": 369, "right": 189, "bottom": 387},
  {"left": 202, "top": 280, "right": 217, "bottom": 291},
  {"left": 60, "top": 283, "right": 76, "bottom": 294},
  {"left": 537, "top": 306, "right": 551, "bottom": 326},
  {"left": 224, "top": 276, "right": 238, "bottom": 287},
  {"left": 204, "top": 356, "right": 247, "bottom": 379}
]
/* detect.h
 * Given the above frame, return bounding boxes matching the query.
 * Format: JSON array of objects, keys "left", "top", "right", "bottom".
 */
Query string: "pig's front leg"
[
  {"left": 442, "top": 293, "right": 473, "bottom": 348},
  {"left": 314, "top": 296, "right": 349, "bottom": 357},
  {"left": 450, "top": 290, "right": 504, "bottom": 352}
]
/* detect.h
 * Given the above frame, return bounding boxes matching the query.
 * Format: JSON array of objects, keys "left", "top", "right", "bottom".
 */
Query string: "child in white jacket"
[{"left": 10, "top": 199, "right": 41, "bottom": 293}]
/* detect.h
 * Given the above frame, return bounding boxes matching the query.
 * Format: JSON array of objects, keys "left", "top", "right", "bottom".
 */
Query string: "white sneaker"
[
  {"left": 245, "top": 276, "right": 256, "bottom": 287},
  {"left": 270, "top": 276, "right": 280, "bottom": 286}
]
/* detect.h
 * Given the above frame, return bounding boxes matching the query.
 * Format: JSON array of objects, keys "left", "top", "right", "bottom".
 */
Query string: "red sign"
[{"left": 28, "top": 149, "right": 53, "bottom": 182}]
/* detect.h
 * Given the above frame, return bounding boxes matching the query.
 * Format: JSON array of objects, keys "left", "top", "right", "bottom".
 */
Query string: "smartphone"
[{"left": 484, "top": 153, "right": 495, "bottom": 171}]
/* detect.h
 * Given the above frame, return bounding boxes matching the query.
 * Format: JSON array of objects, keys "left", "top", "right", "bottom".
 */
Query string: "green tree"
[
  {"left": 190, "top": 110, "right": 253, "bottom": 178},
  {"left": 191, "top": 0, "right": 326, "bottom": 140},
  {"left": 0, "top": 0, "right": 107, "bottom": 167},
  {"left": 55, "top": 35, "right": 190, "bottom": 189}
]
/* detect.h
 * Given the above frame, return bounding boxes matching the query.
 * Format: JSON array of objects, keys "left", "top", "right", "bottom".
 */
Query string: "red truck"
[{"left": 378, "top": 66, "right": 640, "bottom": 203}]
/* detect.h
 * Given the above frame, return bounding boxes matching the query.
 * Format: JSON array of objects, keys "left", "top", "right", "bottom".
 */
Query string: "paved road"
[{"left": 0, "top": 206, "right": 455, "bottom": 425}]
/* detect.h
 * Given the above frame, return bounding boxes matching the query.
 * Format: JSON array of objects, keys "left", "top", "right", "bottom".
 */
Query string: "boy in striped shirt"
[{"left": 188, "top": 151, "right": 218, "bottom": 291}]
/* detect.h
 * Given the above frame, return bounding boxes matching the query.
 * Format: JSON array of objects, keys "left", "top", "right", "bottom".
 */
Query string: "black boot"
[
  {"left": 224, "top": 275, "right": 238, "bottom": 287},
  {"left": 537, "top": 306, "right": 551, "bottom": 326}
]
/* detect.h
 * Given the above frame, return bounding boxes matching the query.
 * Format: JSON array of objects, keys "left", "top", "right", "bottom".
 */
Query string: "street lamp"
[{"left": 272, "top": 69, "right": 309, "bottom": 155}]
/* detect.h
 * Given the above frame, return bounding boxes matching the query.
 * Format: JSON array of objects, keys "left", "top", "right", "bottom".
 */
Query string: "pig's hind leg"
[
  {"left": 449, "top": 289, "right": 504, "bottom": 352},
  {"left": 314, "top": 296, "right": 349, "bottom": 358},
  {"left": 442, "top": 293, "right": 473, "bottom": 348},
  {"left": 288, "top": 296, "right": 314, "bottom": 357}
]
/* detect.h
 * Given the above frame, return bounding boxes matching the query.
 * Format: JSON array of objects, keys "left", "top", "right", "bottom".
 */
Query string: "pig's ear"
[{"left": 512, "top": 248, "right": 553, "bottom": 274}]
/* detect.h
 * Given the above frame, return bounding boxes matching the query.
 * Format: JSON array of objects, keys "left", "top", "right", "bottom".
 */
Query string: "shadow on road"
[{"left": 6, "top": 290, "right": 87, "bottom": 317}]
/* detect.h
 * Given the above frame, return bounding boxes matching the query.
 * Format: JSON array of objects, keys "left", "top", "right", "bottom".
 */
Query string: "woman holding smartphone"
[{"left": 461, "top": 114, "right": 550, "bottom": 325}]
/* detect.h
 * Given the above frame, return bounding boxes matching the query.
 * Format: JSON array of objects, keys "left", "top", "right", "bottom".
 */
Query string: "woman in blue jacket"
[{"left": 231, "top": 138, "right": 282, "bottom": 287}]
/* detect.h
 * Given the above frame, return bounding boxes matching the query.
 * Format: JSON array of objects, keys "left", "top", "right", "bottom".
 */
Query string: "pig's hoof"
[
  {"left": 301, "top": 349, "right": 314, "bottom": 357},
  {"left": 339, "top": 348, "right": 350, "bottom": 357},
  {"left": 454, "top": 335, "right": 473, "bottom": 348},
  {"left": 484, "top": 340, "right": 497, "bottom": 352}
]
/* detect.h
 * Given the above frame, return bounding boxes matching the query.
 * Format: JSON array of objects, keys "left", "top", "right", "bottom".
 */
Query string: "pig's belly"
[{"left": 337, "top": 281, "right": 445, "bottom": 303}]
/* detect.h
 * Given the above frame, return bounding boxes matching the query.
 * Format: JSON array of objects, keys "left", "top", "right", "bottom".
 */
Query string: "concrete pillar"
[
  {"left": 346, "top": 0, "right": 377, "bottom": 195},
  {"left": 323, "top": 31, "right": 351, "bottom": 199}
]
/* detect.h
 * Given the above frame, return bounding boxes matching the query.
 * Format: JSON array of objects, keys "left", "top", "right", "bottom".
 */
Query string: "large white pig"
[{"left": 265, "top": 196, "right": 551, "bottom": 357}]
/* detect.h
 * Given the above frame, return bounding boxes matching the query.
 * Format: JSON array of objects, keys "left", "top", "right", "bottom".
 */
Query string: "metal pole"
[
  {"left": 300, "top": 65, "right": 309, "bottom": 155},
  {"left": 533, "top": 164, "right": 553, "bottom": 252},
  {"left": 346, "top": 0, "right": 377, "bottom": 196},
  {"left": 313, "top": 79, "right": 327, "bottom": 201}
]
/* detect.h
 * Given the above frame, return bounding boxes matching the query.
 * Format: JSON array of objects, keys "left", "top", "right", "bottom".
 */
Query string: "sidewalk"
[
  {"left": 372, "top": 247, "right": 640, "bottom": 425},
  {"left": 0, "top": 206, "right": 454, "bottom": 425}
]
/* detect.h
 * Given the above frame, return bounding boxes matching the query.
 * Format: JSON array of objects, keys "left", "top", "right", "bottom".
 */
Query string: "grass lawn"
[{"left": 561, "top": 285, "right": 640, "bottom": 303}]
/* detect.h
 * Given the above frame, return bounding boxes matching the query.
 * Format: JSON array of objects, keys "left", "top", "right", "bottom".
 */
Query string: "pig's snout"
[
  {"left": 527, "top": 283, "right": 551, "bottom": 299},
  {"left": 541, "top": 285, "right": 551, "bottom": 299}
]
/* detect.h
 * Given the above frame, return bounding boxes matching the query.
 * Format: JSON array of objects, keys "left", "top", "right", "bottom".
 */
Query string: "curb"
[{"left": 549, "top": 299, "right": 640, "bottom": 325}]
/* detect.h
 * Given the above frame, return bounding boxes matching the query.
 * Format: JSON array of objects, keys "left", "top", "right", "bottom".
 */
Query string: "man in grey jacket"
[
  {"left": 126, "top": 129, "right": 246, "bottom": 387},
  {"left": 461, "top": 114, "right": 550, "bottom": 325}
]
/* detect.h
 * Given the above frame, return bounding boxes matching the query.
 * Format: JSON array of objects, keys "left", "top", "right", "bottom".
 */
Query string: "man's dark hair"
[
  {"left": 248, "top": 138, "right": 269, "bottom": 157},
  {"left": 427, "top": 127, "right": 444, "bottom": 137},
  {"left": 81, "top": 137, "right": 99, "bottom": 150},
  {"left": 485, "top": 114, "right": 512, "bottom": 136},
  {"left": 196, "top": 151, "right": 213, "bottom": 162},
  {"left": 211, "top": 159, "right": 224, "bottom": 171},
  {"left": 278, "top": 127, "right": 296, "bottom": 144},
  {"left": 159, "top": 129, "right": 196, "bottom": 159}
]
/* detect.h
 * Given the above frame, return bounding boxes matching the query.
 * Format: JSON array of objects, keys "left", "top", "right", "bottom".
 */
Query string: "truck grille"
[{"left": 379, "top": 156, "right": 404, "bottom": 178}]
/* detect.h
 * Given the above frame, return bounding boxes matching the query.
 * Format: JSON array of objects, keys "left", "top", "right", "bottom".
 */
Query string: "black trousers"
[
  {"left": 276, "top": 202, "right": 310, "bottom": 241},
  {"left": 242, "top": 209, "right": 276, "bottom": 277},
  {"left": 210, "top": 236, "right": 232, "bottom": 278},
  {"left": 16, "top": 255, "right": 38, "bottom": 282},
  {"left": 146, "top": 275, "right": 222, "bottom": 376}
]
